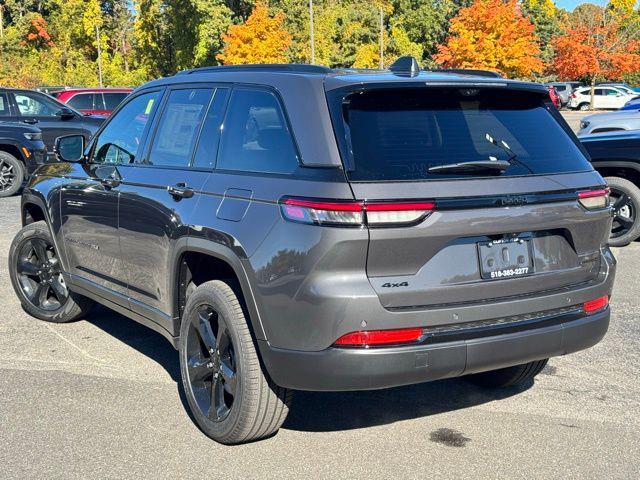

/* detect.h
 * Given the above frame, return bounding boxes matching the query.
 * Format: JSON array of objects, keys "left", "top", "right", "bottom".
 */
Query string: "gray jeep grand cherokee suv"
[{"left": 9, "top": 58, "right": 616, "bottom": 444}]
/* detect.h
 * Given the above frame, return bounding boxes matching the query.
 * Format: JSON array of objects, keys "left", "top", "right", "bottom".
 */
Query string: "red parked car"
[
  {"left": 54, "top": 88, "right": 132, "bottom": 116},
  {"left": 547, "top": 85, "right": 560, "bottom": 108}
]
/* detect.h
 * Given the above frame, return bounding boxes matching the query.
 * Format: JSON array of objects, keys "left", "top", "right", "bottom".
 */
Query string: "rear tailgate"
[
  {"left": 328, "top": 84, "right": 612, "bottom": 310},
  {"left": 352, "top": 173, "right": 611, "bottom": 309}
]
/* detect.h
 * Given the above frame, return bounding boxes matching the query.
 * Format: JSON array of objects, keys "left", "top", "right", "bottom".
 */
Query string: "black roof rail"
[
  {"left": 176, "top": 64, "right": 333, "bottom": 76},
  {"left": 429, "top": 68, "right": 503, "bottom": 78}
]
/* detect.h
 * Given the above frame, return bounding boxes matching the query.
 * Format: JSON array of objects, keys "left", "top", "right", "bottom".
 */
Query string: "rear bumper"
[{"left": 260, "top": 308, "right": 609, "bottom": 391}]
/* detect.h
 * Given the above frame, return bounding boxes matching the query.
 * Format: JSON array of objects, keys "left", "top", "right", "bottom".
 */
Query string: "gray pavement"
[{"left": 1, "top": 183, "right": 639, "bottom": 478}]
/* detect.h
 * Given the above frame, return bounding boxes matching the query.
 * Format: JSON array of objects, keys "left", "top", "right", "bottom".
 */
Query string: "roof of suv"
[
  {"left": 140, "top": 63, "right": 547, "bottom": 94},
  {"left": 135, "top": 61, "right": 550, "bottom": 169}
]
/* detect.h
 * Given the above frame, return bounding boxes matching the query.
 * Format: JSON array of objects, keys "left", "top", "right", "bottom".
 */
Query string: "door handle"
[
  {"left": 23, "top": 118, "right": 39, "bottom": 125},
  {"left": 167, "top": 183, "right": 194, "bottom": 199}
]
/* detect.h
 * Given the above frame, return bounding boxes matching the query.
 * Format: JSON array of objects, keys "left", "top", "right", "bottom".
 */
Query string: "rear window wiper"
[
  {"left": 485, "top": 133, "right": 534, "bottom": 174},
  {"left": 427, "top": 159, "right": 511, "bottom": 174}
]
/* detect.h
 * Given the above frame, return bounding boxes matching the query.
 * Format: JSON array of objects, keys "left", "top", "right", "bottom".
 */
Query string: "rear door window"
[
  {"left": 145, "top": 88, "right": 212, "bottom": 167},
  {"left": 216, "top": 88, "right": 299, "bottom": 174},
  {"left": 332, "top": 87, "right": 592, "bottom": 181},
  {"left": 103, "top": 92, "right": 129, "bottom": 110},
  {"left": 67, "top": 93, "right": 94, "bottom": 110}
]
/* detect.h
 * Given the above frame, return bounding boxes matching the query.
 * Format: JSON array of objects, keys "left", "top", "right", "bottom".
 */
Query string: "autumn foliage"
[
  {"left": 434, "top": 0, "right": 543, "bottom": 78},
  {"left": 24, "top": 14, "right": 54, "bottom": 49},
  {"left": 217, "top": 1, "right": 292, "bottom": 65},
  {"left": 554, "top": 10, "right": 640, "bottom": 84}
]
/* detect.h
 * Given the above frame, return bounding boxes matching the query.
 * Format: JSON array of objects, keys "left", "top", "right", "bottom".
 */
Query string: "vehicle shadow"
[
  {"left": 84, "top": 306, "right": 532, "bottom": 433},
  {"left": 85, "top": 305, "right": 181, "bottom": 382},
  {"left": 282, "top": 380, "right": 530, "bottom": 432}
]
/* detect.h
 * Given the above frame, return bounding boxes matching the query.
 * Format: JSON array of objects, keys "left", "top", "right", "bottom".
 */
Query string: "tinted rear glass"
[
  {"left": 103, "top": 92, "right": 129, "bottom": 110},
  {"left": 67, "top": 93, "right": 94, "bottom": 110},
  {"left": 333, "top": 88, "right": 591, "bottom": 181}
]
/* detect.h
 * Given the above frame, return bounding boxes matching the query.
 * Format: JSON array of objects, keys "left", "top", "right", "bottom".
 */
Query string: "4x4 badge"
[{"left": 381, "top": 282, "right": 409, "bottom": 288}]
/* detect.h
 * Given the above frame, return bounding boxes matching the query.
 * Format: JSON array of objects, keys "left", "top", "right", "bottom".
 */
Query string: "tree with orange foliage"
[
  {"left": 217, "top": 1, "right": 292, "bottom": 65},
  {"left": 23, "top": 13, "right": 54, "bottom": 50},
  {"left": 434, "top": 0, "right": 543, "bottom": 78},
  {"left": 554, "top": 5, "right": 640, "bottom": 108}
]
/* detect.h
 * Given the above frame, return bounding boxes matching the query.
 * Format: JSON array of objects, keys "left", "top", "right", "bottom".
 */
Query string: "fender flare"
[
  {"left": 591, "top": 160, "right": 640, "bottom": 177},
  {"left": 20, "top": 191, "right": 71, "bottom": 273},
  {"left": 0, "top": 139, "right": 27, "bottom": 162},
  {"left": 170, "top": 237, "right": 267, "bottom": 341}
]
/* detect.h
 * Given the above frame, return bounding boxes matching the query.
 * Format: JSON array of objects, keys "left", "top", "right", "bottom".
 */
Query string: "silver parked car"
[
  {"left": 578, "top": 110, "right": 640, "bottom": 136},
  {"left": 546, "top": 82, "right": 575, "bottom": 107}
]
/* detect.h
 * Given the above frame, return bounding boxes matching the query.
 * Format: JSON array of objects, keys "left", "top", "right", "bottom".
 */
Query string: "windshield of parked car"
[{"left": 330, "top": 87, "right": 592, "bottom": 181}]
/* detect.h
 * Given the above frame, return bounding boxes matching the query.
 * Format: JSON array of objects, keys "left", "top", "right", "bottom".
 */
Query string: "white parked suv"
[{"left": 569, "top": 86, "right": 636, "bottom": 111}]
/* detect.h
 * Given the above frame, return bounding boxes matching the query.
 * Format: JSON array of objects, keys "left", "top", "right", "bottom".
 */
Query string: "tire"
[
  {"left": 179, "top": 280, "right": 292, "bottom": 444},
  {"left": 9, "top": 221, "right": 94, "bottom": 322},
  {"left": 605, "top": 176, "right": 640, "bottom": 247},
  {"left": 578, "top": 103, "right": 590, "bottom": 111},
  {"left": 0, "top": 151, "right": 25, "bottom": 198},
  {"left": 466, "top": 359, "right": 548, "bottom": 388}
]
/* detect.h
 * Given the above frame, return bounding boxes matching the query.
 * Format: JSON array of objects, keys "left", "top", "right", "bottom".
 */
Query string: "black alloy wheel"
[
  {"left": 16, "top": 236, "right": 69, "bottom": 311},
  {"left": 609, "top": 187, "right": 636, "bottom": 240},
  {"left": 0, "top": 157, "right": 16, "bottom": 193},
  {"left": 185, "top": 304, "right": 238, "bottom": 422},
  {"left": 603, "top": 177, "right": 640, "bottom": 247},
  {"left": 0, "top": 152, "right": 24, "bottom": 197}
]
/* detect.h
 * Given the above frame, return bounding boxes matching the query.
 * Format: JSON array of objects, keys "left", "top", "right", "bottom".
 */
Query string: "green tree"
[{"left": 520, "top": 0, "right": 562, "bottom": 72}]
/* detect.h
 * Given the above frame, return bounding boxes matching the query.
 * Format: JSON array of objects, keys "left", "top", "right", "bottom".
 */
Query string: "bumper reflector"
[
  {"left": 583, "top": 296, "right": 609, "bottom": 314},
  {"left": 334, "top": 328, "right": 423, "bottom": 347}
]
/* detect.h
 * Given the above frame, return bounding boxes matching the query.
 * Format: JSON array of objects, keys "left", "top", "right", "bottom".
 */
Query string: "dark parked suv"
[
  {"left": 9, "top": 59, "right": 616, "bottom": 444},
  {"left": 0, "top": 88, "right": 103, "bottom": 159},
  {"left": 0, "top": 122, "right": 46, "bottom": 197}
]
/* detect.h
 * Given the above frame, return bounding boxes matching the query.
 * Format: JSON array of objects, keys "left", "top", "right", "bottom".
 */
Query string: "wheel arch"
[
  {"left": 0, "top": 140, "right": 26, "bottom": 163},
  {"left": 170, "top": 237, "right": 267, "bottom": 342},
  {"left": 592, "top": 161, "right": 640, "bottom": 187}
]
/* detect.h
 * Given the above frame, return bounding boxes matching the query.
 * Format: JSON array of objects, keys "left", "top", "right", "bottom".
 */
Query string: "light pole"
[
  {"left": 309, "top": 0, "right": 315, "bottom": 64},
  {"left": 379, "top": 5, "right": 384, "bottom": 69}
]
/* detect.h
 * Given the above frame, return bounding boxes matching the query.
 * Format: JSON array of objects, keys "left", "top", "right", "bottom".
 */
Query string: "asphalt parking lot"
[{"left": 1, "top": 113, "right": 639, "bottom": 479}]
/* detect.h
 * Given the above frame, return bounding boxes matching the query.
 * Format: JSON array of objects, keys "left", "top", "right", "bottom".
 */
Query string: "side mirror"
[
  {"left": 56, "top": 107, "right": 75, "bottom": 120},
  {"left": 55, "top": 135, "right": 85, "bottom": 163}
]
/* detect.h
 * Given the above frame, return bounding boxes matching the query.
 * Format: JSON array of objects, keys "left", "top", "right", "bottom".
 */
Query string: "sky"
[{"left": 554, "top": 0, "right": 607, "bottom": 10}]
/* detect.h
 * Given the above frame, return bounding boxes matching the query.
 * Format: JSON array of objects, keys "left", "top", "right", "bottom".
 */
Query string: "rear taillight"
[
  {"left": 583, "top": 295, "right": 609, "bottom": 314},
  {"left": 365, "top": 202, "right": 436, "bottom": 226},
  {"left": 281, "top": 199, "right": 364, "bottom": 226},
  {"left": 334, "top": 328, "right": 424, "bottom": 347},
  {"left": 578, "top": 188, "right": 609, "bottom": 210},
  {"left": 280, "top": 198, "right": 435, "bottom": 227}
]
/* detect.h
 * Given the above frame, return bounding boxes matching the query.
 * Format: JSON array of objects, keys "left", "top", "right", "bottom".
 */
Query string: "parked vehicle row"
[
  {"left": 546, "top": 81, "right": 640, "bottom": 110},
  {"left": 0, "top": 88, "right": 104, "bottom": 155},
  {"left": 8, "top": 58, "right": 615, "bottom": 444},
  {"left": 569, "top": 86, "right": 637, "bottom": 111},
  {"left": 52, "top": 88, "right": 132, "bottom": 116}
]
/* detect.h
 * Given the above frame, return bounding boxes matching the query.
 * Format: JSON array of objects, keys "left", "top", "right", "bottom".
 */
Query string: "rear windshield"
[{"left": 332, "top": 87, "right": 591, "bottom": 181}]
